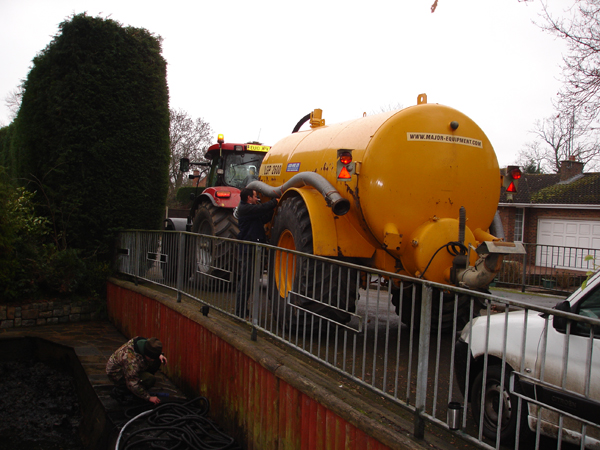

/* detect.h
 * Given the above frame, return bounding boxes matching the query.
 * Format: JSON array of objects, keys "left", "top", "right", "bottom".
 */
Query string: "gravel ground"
[{"left": 0, "top": 359, "right": 84, "bottom": 450}]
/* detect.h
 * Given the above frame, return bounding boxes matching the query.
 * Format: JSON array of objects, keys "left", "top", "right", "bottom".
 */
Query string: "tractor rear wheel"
[
  {"left": 269, "top": 196, "right": 358, "bottom": 332},
  {"left": 189, "top": 203, "right": 239, "bottom": 288}
]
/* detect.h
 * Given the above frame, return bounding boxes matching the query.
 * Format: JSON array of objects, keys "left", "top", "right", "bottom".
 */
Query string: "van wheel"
[
  {"left": 270, "top": 196, "right": 358, "bottom": 332},
  {"left": 470, "top": 364, "right": 530, "bottom": 444}
]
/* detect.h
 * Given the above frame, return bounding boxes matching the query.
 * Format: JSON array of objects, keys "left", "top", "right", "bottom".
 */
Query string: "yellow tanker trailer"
[{"left": 247, "top": 94, "right": 523, "bottom": 330}]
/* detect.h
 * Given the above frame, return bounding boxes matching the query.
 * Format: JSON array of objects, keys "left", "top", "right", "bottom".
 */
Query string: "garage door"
[{"left": 537, "top": 219, "right": 600, "bottom": 269}]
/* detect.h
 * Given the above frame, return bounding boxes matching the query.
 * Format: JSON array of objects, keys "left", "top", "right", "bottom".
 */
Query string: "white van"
[{"left": 454, "top": 271, "right": 600, "bottom": 447}]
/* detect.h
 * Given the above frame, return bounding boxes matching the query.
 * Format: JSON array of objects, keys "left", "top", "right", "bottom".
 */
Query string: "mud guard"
[{"left": 278, "top": 188, "right": 338, "bottom": 257}]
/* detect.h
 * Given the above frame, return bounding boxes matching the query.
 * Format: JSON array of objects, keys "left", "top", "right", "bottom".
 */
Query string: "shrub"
[
  {"left": 0, "top": 171, "right": 51, "bottom": 300},
  {"left": 555, "top": 272, "right": 574, "bottom": 289},
  {"left": 176, "top": 186, "right": 205, "bottom": 206},
  {"left": 0, "top": 169, "right": 112, "bottom": 302},
  {"left": 498, "top": 260, "right": 523, "bottom": 284}
]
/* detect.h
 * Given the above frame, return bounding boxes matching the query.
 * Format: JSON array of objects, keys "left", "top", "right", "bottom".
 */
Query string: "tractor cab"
[
  {"left": 179, "top": 135, "right": 270, "bottom": 190},
  {"left": 204, "top": 146, "right": 266, "bottom": 189}
]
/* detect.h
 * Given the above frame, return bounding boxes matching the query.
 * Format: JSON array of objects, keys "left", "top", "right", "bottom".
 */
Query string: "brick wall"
[
  {"left": 499, "top": 206, "right": 600, "bottom": 244},
  {"left": 499, "top": 207, "right": 517, "bottom": 242},
  {"left": 0, "top": 300, "right": 105, "bottom": 330}
]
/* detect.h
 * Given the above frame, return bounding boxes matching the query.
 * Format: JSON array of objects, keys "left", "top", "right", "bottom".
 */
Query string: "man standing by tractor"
[{"left": 235, "top": 188, "right": 278, "bottom": 318}]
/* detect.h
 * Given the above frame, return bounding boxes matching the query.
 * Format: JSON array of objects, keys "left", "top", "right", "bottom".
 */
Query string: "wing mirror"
[{"left": 553, "top": 300, "right": 571, "bottom": 332}]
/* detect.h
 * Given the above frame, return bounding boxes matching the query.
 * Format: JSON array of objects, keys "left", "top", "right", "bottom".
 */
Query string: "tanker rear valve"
[{"left": 451, "top": 254, "right": 469, "bottom": 285}]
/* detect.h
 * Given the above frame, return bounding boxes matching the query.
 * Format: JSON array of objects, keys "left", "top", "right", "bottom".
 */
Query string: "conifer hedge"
[
  {"left": 0, "top": 125, "right": 16, "bottom": 176},
  {"left": 10, "top": 13, "right": 170, "bottom": 258}
]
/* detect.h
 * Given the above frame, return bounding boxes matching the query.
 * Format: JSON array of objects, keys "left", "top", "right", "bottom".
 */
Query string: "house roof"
[{"left": 500, "top": 172, "right": 600, "bottom": 205}]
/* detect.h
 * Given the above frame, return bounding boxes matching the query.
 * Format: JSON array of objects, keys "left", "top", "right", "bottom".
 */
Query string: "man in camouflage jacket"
[{"left": 106, "top": 336, "right": 168, "bottom": 404}]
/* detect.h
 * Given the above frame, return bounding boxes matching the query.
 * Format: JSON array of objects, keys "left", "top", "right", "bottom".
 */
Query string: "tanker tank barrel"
[{"left": 250, "top": 96, "right": 524, "bottom": 332}]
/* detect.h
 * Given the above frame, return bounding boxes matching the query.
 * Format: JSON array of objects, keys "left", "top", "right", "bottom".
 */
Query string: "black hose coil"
[{"left": 118, "top": 397, "right": 240, "bottom": 450}]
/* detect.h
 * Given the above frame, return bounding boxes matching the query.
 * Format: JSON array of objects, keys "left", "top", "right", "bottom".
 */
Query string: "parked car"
[{"left": 454, "top": 271, "right": 600, "bottom": 447}]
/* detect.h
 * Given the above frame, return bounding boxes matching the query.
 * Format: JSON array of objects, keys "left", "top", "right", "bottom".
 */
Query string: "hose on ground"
[{"left": 116, "top": 397, "right": 240, "bottom": 450}]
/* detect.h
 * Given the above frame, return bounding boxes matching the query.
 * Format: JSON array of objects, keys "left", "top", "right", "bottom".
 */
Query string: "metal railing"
[
  {"left": 116, "top": 230, "right": 600, "bottom": 450},
  {"left": 495, "top": 243, "right": 600, "bottom": 294}
]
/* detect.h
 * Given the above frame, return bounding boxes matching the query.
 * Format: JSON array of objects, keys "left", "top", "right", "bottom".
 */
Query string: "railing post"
[
  {"left": 414, "top": 284, "right": 433, "bottom": 439},
  {"left": 251, "top": 245, "right": 263, "bottom": 339},
  {"left": 134, "top": 231, "right": 140, "bottom": 286},
  {"left": 521, "top": 245, "right": 527, "bottom": 292},
  {"left": 176, "top": 232, "right": 186, "bottom": 303}
]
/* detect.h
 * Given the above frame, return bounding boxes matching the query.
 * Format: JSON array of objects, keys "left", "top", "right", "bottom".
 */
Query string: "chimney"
[{"left": 559, "top": 157, "right": 584, "bottom": 181}]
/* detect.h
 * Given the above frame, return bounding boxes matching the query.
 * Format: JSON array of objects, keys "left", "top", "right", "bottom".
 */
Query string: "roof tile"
[{"left": 500, "top": 173, "right": 600, "bottom": 205}]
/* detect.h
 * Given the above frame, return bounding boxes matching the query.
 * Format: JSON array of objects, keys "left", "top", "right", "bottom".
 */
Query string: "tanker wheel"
[
  {"left": 392, "top": 286, "right": 477, "bottom": 333},
  {"left": 269, "top": 196, "right": 358, "bottom": 333},
  {"left": 189, "top": 203, "right": 239, "bottom": 289}
]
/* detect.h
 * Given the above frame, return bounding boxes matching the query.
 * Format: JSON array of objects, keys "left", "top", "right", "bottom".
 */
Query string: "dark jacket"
[{"left": 237, "top": 198, "right": 277, "bottom": 243}]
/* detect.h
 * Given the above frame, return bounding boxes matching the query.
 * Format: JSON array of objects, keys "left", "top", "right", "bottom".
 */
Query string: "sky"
[{"left": 0, "top": 0, "right": 574, "bottom": 167}]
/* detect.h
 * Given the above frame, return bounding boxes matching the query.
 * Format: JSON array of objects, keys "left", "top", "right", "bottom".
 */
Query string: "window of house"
[{"left": 514, "top": 208, "right": 524, "bottom": 242}]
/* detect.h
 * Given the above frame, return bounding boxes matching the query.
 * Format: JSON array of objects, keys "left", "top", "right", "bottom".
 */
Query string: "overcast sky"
[{"left": 1, "top": 0, "right": 574, "bottom": 166}]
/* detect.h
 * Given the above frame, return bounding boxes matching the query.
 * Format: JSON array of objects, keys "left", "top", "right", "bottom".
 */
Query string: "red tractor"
[{"left": 175, "top": 134, "right": 270, "bottom": 282}]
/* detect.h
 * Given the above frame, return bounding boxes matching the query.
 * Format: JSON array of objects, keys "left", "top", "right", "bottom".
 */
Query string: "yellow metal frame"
[
  {"left": 276, "top": 188, "right": 377, "bottom": 258},
  {"left": 278, "top": 188, "right": 338, "bottom": 256}
]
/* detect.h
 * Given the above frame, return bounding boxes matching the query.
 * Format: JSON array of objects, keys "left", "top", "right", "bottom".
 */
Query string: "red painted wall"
[{"left": 106, "top": 281, "right": 392, "bottom": 450}]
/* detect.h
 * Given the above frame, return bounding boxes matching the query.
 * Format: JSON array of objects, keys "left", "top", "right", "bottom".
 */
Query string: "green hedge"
[
  {"left": 0, "top": 125, "right": 17, "bottom": 177},
  {"left": 176, "top": 186, "right": 205, "bottom": 205},
  {"left": 9, "top": 13, "right": 170, "bottom": 259}
]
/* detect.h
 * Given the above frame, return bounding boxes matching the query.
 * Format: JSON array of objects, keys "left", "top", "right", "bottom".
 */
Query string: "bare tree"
[
  {"left": 168, "top": 108, "right": 214, "bottom": 204},
  {"left": 517, "top": 109, "right": 600, "bottom": 172},
  {"left": 4, "top": 86, "right": 23, "bottom": 122},
  {"left": 430, "top": 0, "right": 532, "bottom": 13},
  {"left": 539, "top": 0, "right": 600, "bottom": 122},
  {"left": 517, "top": 141, "right": 546, "bottom": 172}
]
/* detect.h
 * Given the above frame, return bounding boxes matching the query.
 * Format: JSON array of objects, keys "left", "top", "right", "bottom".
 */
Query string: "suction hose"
[
  {"left": 247, "top": 172, "right": 350, "bottom": 216},
  {"left": 292, "top": 113, "right": 311, "bottom": 133}
]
